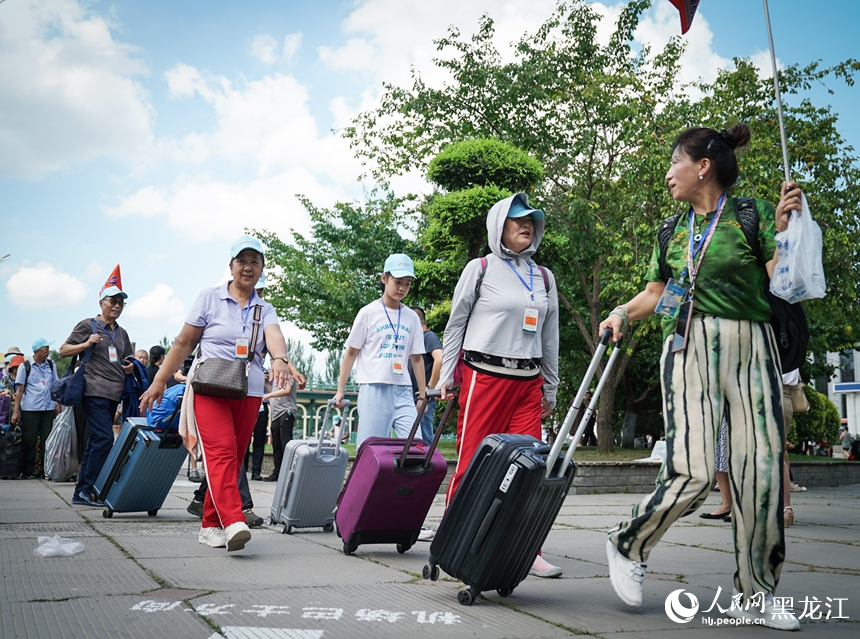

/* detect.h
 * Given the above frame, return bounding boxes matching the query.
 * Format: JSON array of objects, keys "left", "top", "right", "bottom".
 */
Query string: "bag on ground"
[{"left": 44, "top": 408, "right": 79, "bottom": 482}]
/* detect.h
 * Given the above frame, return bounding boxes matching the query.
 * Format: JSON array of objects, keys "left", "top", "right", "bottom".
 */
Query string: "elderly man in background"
[
  {"left": 11, "top": 338, "right": 60, "bottom": 478},
  {"left": 59, "top": 265, "right": 134, "bottom": 507}
]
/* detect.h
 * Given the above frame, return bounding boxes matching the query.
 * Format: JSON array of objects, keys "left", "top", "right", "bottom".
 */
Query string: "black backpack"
[{"left": 657, "top": 197, "right": 810, "bottom": 372}]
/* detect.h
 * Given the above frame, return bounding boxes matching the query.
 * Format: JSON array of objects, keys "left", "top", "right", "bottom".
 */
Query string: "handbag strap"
[
  {"left": 247, "top": 305, "right": 263, "bottom": 365},
  {"left": 68, "top": 319, "right": 99, "bottom": 372}
]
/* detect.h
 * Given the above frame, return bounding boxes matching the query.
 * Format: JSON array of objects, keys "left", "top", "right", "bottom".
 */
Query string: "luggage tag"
[
  {"left": 235, "top": 338, "right": 250, "bottom": 360},
  {"left": 655, "top": 277, "right": 689, "bottom": 319},
  {"left": 392, "top": 354, "right": 405, "bottom": 376},
  {"left": 108, "top": 346, "right": 118, "bottom": 363},
  {"left": 671, "top": 298, "right": 694, "bottom": 353},
  {"left": 523, "top": 307, "right": 539, "bottom": 333}
]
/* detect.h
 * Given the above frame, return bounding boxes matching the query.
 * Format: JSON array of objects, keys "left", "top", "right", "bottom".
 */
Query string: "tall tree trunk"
[
  {"left": 621, "top": 410, "right": 637, "bottom": 448},
  {"left": 596, "top": 379, "right": 616, "bottom": 453}
]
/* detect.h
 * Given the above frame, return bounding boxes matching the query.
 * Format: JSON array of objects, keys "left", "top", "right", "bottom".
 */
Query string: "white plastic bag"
[
  {"left": 33, "top": 534, "right": 85, "bottom": 557},
  {"left": 771, "top": 193, "right": 826, "bottom": 302},
  {"left": 44, "top": 407, "right": 79, "bottom": 482}
]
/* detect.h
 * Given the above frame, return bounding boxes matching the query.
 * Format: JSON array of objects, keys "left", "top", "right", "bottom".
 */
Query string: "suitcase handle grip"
[
  {"left": 397, "top": 391, "right": 457, "bottom": 470},
  {"left": 320, "top": 399, "right": 350, "bottom": 458},
  {"left": 545, "top": 328, "right": 622, "bottom": 479}
]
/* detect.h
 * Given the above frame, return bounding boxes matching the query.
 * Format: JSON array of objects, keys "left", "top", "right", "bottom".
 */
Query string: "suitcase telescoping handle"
[
  {"left": 319, "top": 398, "right": 350, "bottom": 458},
  {"left": 545, "top": 328, "right": 623, "bottom": 479},
  {"left": 398, "top": 388, "right": 457, "bottom": 471}
]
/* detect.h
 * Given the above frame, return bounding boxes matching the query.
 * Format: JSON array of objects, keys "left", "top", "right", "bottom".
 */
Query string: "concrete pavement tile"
[
  {"left": 783, "top": 538, "right": 860, "bottom": 571},
  {"left": 0, "top": 596, "right": 214, "bottom": 639},
  {"left": 0, "top": 522, "right": 99, "bottom": 538},
  {"left": 785, "top": 523, "right": 860, "bottom": 543},
  {"left": 0, "top": 507, "right": 89, "bottom": 524},
  {"left": 139, "top": 552, "right": 413, "bottom": 591},
  {"left": 3, "top": 554, "right": 160, "bottom": 602},
  {"left": 600, "top": 620, "right": 857, "bottom": 639},
  {"left": 186, "top": 583, "right": 576, "bottom": 638}
]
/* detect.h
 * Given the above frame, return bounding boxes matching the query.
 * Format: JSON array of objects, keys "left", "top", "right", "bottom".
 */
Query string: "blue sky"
[{"left": 2, "top": 0, "right": 858, "bottom": 365}]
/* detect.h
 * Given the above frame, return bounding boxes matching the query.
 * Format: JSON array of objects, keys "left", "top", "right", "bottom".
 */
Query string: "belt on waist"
[{"left": 463, "top": 350, "right": 541, "bottom": 370}]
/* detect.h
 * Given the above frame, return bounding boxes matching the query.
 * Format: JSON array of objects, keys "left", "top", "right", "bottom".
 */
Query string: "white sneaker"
[
  {"left": 198, "top": 526, "right": 226, "bottom": 548},
  {"left": 606, "top": 539, "right": 646, "bottom": 607},
  {"left": 725, "top": 588, "right": 800, "bottom": 631},
  {"left": 225, "top": 521, "right": 251, "bottom": 552},
  {"left": 417, "top": 527, "right": 435, "bottom": 542}
]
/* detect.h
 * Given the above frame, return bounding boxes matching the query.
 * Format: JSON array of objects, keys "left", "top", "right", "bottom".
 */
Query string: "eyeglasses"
[{"left": 103, "top": 298, "right": 125, "bottom": 307}]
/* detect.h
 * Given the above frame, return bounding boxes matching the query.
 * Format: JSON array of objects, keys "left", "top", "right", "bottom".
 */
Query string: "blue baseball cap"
[
  {"left": 32, "top": 338, "right": 53, "bottom": 352},
  {"left": 507, "top": 193, "right": 545, "bottom": 220},
  {"left": 230, "top": 235, "right": 265, "bottom": 260},
  {"left": 256, "top": 270, "right": 267, "bottom": 289},
  {"left": 383, "top": 253, "right": 415, "bottom": 278}
]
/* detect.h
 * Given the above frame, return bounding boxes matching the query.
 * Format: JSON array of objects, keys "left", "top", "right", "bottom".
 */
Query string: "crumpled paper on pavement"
[{"left": 33, "top": 534, "right": 85, "bottom": 557}]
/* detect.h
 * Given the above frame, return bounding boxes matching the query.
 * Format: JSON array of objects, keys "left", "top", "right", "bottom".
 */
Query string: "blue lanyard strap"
[
  {"left": 505, "top": 259, "right": 534, "bottom": 300},
  {"left": 380, "top": 299, "right": 402, "bottom": 351},
  {"left": 94, "top": 319, "right": 117, "bottom": 343},
  {"left": 240, "top": 291, "right": 257, "bottom": 333}
]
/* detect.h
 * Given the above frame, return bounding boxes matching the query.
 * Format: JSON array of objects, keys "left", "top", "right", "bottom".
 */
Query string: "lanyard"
[
  {"left": 240, "top": 290, "right": 257, "bottom": 333},
  {"left": 380, "top": 299, "right": 402, "bottom": 351},
  {"left": 505, "top": 259, "right": 535, "bottom": 302},
  {"left": 95, "top": 319, "right": 117, "bottom": 343},
  {"left": 683, "top": 194, "right": 726, "bottom": 292}
]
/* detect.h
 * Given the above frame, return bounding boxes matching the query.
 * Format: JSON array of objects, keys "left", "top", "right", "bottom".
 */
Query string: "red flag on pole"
[{"left": 669, "top": 0, "right": 701, "bottom": 34}]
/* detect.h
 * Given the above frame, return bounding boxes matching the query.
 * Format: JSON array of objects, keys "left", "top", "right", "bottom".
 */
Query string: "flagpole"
[{"left": 762, "top": 0, "right": 791, "bottom": 184}]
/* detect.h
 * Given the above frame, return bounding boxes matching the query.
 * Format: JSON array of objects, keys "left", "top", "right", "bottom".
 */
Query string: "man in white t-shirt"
[{"left": 333, "top": 254, "right": 426, "bottom": 445}]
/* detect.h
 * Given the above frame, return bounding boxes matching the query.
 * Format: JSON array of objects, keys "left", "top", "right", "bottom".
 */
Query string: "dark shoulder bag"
[
  {"left": 192, "top": 305, "right": 262, "bottom": 400},
  {"left": 50, "top": 319, "right": 98, "bottom": 407}
]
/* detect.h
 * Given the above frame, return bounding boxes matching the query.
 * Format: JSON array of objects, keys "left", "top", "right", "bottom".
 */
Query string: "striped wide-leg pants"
[{"left": 609, "top": 315, "right": 786, "bottom": 598}]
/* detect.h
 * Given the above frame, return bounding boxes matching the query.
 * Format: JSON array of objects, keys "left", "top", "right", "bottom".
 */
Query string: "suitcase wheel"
[
  {"left": 421, "top": 563, "right": 440, "bottom": 581},
  {"left": 323, "top": 523, "right": 334, "bottom": 533},
  {"left": 457, "top": 588, "right": 477, "bottom": 606},
  {"left": 496, "top": 587, "right": 514, "bottom": 597},
  {"left": 396, "top": 542, "right": 412, "bottom": 554},
  {"left": 267, "top": 516, "right": 275, "bottom": 526},
  {"left": 102, "top": 509, "right": 113, "bottom": 519},
  {"left": 282, "top": 525, "right": 293, "bottom": 535},
  {"left": 147, "top": 509, "right": 158, "bottom": 517},
  {"left": 343, "top": 541, "right": 357, "bottom": 555}
]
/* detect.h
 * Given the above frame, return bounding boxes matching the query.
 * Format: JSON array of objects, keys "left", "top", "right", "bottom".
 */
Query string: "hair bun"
[{"left": 720, "top": 129, "right": 737, "bottom": 149}]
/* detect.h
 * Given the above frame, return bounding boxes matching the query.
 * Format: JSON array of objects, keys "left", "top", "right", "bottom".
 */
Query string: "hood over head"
[{"left": 486, "top": 192, "right": 545, "bottom": 261}]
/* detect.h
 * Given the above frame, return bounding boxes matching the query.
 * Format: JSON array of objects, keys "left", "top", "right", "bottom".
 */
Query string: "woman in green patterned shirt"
[{"left": 598, "top": 123, "right": 803, "bottom": 631}]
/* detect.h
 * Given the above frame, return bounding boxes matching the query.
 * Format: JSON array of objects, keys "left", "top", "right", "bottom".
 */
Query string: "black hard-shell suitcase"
[{"left": 424, "top": 328, "right": 622, "bottom": 605}]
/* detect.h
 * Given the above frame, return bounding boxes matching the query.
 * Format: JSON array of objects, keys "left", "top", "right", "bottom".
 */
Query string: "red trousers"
[
  {"left": 445, "top": 366, "right": 543, "bottom": 505},
  {"left": 194, "top": 394, "right": 261, "bottom": 528}
]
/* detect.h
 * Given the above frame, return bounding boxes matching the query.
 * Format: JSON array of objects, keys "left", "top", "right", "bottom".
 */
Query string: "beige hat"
[{"left": 5, "top": 346, "right": 23, "bottom": 358}]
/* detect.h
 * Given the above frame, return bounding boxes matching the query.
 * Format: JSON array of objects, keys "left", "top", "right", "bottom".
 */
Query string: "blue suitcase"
[{"left": 94, "top": 417, "right": 187, "bottom": 518}]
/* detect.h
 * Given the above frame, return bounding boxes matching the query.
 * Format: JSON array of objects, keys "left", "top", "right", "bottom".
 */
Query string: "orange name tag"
[
  {"left": 523, "top": 307, "right": 539, "bottom": 333},
  {"left": 392, "top": 355, "right": 404, "bottom": 375},
  {"left": 235, "top": 338, "right": 249, "bottom": 360}
]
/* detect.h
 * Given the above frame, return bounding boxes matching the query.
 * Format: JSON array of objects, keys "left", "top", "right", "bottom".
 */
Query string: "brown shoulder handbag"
[{"left": 191, "top": 304, "right": 262, "bottom": 400}]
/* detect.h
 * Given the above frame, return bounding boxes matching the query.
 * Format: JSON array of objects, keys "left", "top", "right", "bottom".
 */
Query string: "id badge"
[
  {"left": 235, "top": 338, "right": 250, "bottom": 360},
  {"left": 671, "top": 299, "right": 694, "bottom": 353},
  {"left": 392, "top": 354, "right": 405, "bottom": 376},
  {"left": 655, "top": 277, "right": 689, "bottom": 318},
  {"left": 108, "top": 346, "right": 118, "bottom": 363},
  {"left": 523, "top": 307, "right": 539, "bottom": 333}
]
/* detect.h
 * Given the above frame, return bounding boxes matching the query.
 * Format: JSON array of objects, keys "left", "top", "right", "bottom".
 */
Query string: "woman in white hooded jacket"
[{"left": 439, "top": 192, "right": 561, "bottom": 578}]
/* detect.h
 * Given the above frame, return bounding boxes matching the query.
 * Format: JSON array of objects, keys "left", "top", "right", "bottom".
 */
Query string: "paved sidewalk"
[{"left": 1, "top": 474, "right": 857, "bottom": 638}]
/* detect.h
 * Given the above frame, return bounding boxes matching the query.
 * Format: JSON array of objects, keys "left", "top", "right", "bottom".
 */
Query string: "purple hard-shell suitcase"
[{"left": 335, "top": 391, "right": 452, "bottom": 555}]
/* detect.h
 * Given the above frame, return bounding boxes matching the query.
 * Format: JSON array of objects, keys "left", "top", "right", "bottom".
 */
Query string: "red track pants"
[
  {"left": 194, "top": 394, "right": 262, "bottom": 528},
  {"left": 445, "top": 366, "right": 544, "bottom": 506}
]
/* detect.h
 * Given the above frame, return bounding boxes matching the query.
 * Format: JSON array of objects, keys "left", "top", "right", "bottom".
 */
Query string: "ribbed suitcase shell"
[
  {"left": 428, "top": 435, "right": 575, "bottom": 596},
  {"left": 270, "top": 437, "right": 349, "bottom": 532},
  {"left": 94, "top": 417, "right": 187, "bottom": 516},
  {"left": 335, "top": 436, "right": 447, "bottom": 554}
]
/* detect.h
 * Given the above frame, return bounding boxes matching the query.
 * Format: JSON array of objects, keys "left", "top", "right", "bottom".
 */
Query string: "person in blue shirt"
[{"left": 12, "top": 338, "right": 60, "bottom": 478}]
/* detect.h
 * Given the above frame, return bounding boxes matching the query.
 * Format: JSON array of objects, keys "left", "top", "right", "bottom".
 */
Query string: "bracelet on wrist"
[{"left": 272, "top": 356, "right": 290, "bottom": 365}]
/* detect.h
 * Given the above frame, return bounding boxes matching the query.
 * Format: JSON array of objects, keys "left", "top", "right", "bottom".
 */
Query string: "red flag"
[
  {"left": 99, "top": 264, "right": 127, "bottom": 299},
  {"left": 669, "top": 0, "right": 701, "bottom": 35}
]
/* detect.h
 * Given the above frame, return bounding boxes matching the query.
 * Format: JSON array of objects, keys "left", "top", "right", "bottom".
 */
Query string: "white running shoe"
[
  {"left": 725, "top": 589, "right": 800, "bottom": 631},
  {"left": 198, "top": 526, "right": 226, "bottom": 548},
  {"left": 606, "top": 539, "right": 646, "bottom": 607},
  {"left": 417, "top": 527, "right": 435, "bottom": 542},
  {"left": 225, "top": 521, "right": 251, "bottom": 552}
]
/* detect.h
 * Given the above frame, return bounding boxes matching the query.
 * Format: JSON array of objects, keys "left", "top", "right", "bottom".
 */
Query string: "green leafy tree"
[
  {"left": 790, "top": 385, "right": 841, "bottom": 452},
  {"left": 285, "top": 338, "right": 316, "bottom": 386},
  {"left": 345, "top": 0, "right": 860, "bottom": 450},
  {"left": 49, "top": 349, "right": 71, "bottom": 378}
]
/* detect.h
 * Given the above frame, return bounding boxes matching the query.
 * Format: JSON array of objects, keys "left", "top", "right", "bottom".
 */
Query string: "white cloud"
[
  {"left": 283, "top": 33, "right": 302, "bottom": 61},
  {"left": 123, "top": 283, "right": 185, "bottom": 325},
  {"left": 0, "top": 0, "right": 152, "bottom": 179},
  {"left": 5, "top": 263, "right": 89, "bottom": 309},
  {"left": 249, "top": 32, "right": 302, "bottom": 64},
  {"left": 250, "top": 34, "right": 279, "bottom": 64}
]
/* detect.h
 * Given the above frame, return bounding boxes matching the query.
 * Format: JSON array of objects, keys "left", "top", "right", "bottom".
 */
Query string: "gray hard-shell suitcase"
[{"left": 268, "top": 399, "right": 350, "bottom": 534}]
